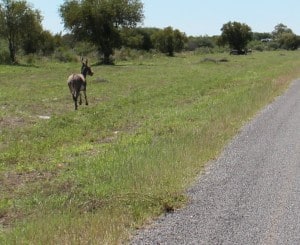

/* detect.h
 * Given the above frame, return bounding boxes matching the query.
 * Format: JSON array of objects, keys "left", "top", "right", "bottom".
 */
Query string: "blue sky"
[{"left": 28, "top": 0, "right": 300, "bottom": 36}]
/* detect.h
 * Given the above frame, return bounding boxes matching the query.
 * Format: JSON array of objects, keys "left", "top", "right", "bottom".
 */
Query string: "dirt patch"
[
  {"left": 0, "top": 171, "right": 56, "bottom": 196},
  {"left": 0, "top": 170, "right": 63, "bottom": 228},
  {"left": 0, "top": 209, "right": 24, "bottom": 228},
  {"left": 0, "top": 116, "right": 26, "bottom": 128}
]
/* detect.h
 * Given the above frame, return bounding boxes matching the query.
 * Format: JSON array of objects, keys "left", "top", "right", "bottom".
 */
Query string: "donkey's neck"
[{"left": 81, "top": 67, "right": 88, "bottom": 78}]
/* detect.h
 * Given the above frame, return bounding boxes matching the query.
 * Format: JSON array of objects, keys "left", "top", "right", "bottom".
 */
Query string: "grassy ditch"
[{"left": 1, "top": 51, "right": 300, "bottom": 244}]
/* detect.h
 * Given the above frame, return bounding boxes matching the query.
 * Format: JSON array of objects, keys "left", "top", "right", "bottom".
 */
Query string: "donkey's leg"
[
  {"left": 83, "top": 90, "right": 88, "bottom": 105},
  {"left": 73, "top": 90, "right": 79, "bottom": 110},
  {"left": 73, "top": 94, "right": 78, "bottom": 110},
  {"left": 79, "top": 92, "right": 82, "bottom": 105}
]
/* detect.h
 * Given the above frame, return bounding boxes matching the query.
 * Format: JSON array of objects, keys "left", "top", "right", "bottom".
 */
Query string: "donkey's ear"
[
  {"left": 85, "top": 59, "right": 88, "bottom": 65},
  {"left": 81, "top": 57, "right": 85, "bottom": 64}
]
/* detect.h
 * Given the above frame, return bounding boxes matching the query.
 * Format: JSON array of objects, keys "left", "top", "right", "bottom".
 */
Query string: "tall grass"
[{"left": 1, "top": 51, "right": 300, "bottom": 244}]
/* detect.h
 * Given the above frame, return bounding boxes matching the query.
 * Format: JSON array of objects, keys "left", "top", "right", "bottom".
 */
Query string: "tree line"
[{"left": 0, "top": 0, "right": 300, "bottom": 65}]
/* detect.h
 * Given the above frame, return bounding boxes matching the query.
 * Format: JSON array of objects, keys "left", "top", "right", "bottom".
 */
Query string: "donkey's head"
[{"left": 81, "top": 58, "right": 94, "bottom": 78}]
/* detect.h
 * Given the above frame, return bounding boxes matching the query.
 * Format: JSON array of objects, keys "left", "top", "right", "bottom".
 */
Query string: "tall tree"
[
  {"left": 219, "top": 21, "right": 252, "bottom": 52},
  {"left": 60, "top": 0, "right": 144, "bottom": 64},
  {"left": 0, "top": 0, "right": 43, "bottom": 63}
]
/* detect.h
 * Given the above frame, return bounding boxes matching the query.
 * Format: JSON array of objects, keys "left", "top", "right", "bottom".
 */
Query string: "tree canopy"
[
  {"left": 271, "top": 23, "right": 299, "bottom": 50},
  {"left": 60, "top": 0, "right": 144, "bottom": 64},
  {"left": 219, "top": 21, "right": 252, "bottom": 51},
  {"left": 152, "top": 27, "right": 187, "bottom": 56}
]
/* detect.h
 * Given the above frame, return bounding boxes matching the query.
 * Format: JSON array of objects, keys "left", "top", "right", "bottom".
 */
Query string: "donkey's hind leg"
[
  {"left": 72, "top": 94, "right": 78, "bottom": 110},
  {"left": 83, "top": 91, "right": 88, "bottom": 106},
  {"left": 72, "top": 90, "right": 79, "bottom": 110},
  {"left": 79, "top": 92, "right": 83, "bottom": 105}
]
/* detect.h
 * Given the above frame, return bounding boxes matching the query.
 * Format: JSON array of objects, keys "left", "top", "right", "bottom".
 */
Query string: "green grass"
[{"left": 1, "top": 51, "right": 300, "bottom": 244}]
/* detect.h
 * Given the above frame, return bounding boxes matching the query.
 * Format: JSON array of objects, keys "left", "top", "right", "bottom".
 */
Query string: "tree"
[
  {"left": 60, "top": 0, "right": 144, "bottom": 64},
  {"left": 278, "top": 32, "right": 299, "bottom": 50},
  {"left": 186, "top": 35, "right": 215, "bottom": 51},
  {"left": 152, "top": 27, "right": 187, "bottom": 56},
  {"left": 21, "top": 9, "right": 43, "bottom": 54},
  {"left": 272, "top": 23, "right": 293, "bottom": 39},
  {"left": 0, "top": 0, "right": 43, "bottom": 63},
  {"left": 120, "top": 27, "right": 157, "bottom": 51},
  {"left": 271, "top": 23, "right": 299, "bottom": 50},
  {"left": 252, "top": 32, "right": 272, "bottom": 41},
  {"left": 39, "top": 31, "right": 56, "bottom": 55},
  {"left": 219, "top": 21, "right": 252, "bottom": 52}
]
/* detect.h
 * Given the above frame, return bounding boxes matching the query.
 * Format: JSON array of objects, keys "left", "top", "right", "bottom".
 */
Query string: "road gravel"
[{"left": 131, "top": 79, "right": 300, "bottom": 244}]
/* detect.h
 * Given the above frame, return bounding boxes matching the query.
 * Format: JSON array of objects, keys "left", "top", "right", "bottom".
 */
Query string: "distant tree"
[
  {"left": 21, "top": 9, "right": 44, "bottom": 54},
  {"left": 132, "top": 27, "right": 158, "bottom": 51},
  {"left": 0, "top": 0, "right": 43, "bottom": 63},
  {"left": 120, "top": 28, "right": 144, "bottom": 49},
  {"left": 219, "top": 21, "right": 252, "bottom": 51},
  {"left": 60, "top": 0, "right": 144, "bottom": 64},
  {"left": 152, "top": 27, "right": 187, "bottom": 56},
  {"left": 278, "top": 32, "right": 300, "bottom": 50},
  {"left": 252, "top": 32, "right": 272, "bottom": 41},
  {"left": 270, "top": 23, "right": 299, "bottom": 50},
  {"left": 39, "top": 30, "right": 56, "bottom": 55},
  {"left": 186, "top": 36, "right": 215, "bottom": 51},
  {"left": 272, "top": 23, "right": 293, "bottom": 39}
]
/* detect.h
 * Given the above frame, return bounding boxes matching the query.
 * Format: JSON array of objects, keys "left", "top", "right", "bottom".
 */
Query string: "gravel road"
[{"left": 131, "top": 79, "right": 300, "bottom": 245}]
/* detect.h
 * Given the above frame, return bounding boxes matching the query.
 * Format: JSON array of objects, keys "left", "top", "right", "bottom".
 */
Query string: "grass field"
[{"left": 1, "top": 51, "right": 300, "bottom": 244}]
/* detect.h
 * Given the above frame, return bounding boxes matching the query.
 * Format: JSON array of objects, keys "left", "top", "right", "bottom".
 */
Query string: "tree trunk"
[
  {"left": 8, "top": 39, "right": 16, "bottom": 64},
  {"left": 103, "top": 52, "right": 111, "bottom": 65}
]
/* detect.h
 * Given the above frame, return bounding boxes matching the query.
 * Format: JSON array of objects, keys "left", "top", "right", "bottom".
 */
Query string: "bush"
[
  {"left": 0, "top": 50, "right": 11, "bottom": 64},
  {"left": 24, "top": 54, "right": 37, "bottom": 65},
  {"left": 195, "top": 47, "right": 214, "bottom": 55},
  {"left": 53, "top": 47, "right": 77, "bottom": 62}
]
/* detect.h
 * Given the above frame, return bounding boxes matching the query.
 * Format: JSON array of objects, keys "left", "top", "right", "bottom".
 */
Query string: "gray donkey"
[{"left": 67, "top": 58, "right": 94, "bottom": 110}]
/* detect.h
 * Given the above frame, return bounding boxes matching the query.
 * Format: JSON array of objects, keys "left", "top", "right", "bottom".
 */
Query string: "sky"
[{"left": 28, "top": 0, "right": 300, "bottom": 36}]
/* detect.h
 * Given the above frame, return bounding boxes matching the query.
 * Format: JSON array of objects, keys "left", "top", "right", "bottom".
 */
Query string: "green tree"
[
  {"left": 21, "top": 9, "right": 43, "bottom": 54},
  {"left": 278, "top": 32, "right": 299, "bottom": 50},
  {"left": 39, "top": 30, "right": 56, "bottom": 55},
  {"left": 0, "top": 0, "right": 43, "bottom": 63},
  {"left": 186, "top": 35, "right": 215, "bottom": 51},
  {"left": 252, "top": 32, "right": 272, "bottom": 41},
  {"left": 272, "top": 23, "right": 293, "bottom": 39},
  {"left": 60, "top": 0, "right": 144, "bottom": 64},
  {"left": 271, "top": 24, "right": 299, "bottom": 50},
  {"left": 153, "top": 27, "right": 187, "bottom": 56},
  {"left": 120, "top": 28, "right": 144, "bottom": 49},
  {"left": 219, "top": 21, "right": 252, "bottom": 52},
  {"left": 120, "top": 27, "right": 157, "bottom": 51}
]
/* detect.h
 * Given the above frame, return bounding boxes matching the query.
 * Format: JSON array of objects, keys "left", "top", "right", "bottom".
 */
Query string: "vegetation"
[
  {"left": 0, "top": 0, "right": 43, "bottom": 63},
  {"left": 1, "top": 51, "right": 300, "bottom": 243},
  {"left": 1, "top": 1, "right": 300, "bottom": 243},
  {"left": 152, "top": 26, "right": 187, "bottom": 56},
  {"left": 272, "top": 23, "right": 300, "bottom": 50},
  {"left": 218, "top": 21, "right": 253, "bottom": 52},
  {"left": 59, "top": 0, "right": 144, "bottom": 64}
]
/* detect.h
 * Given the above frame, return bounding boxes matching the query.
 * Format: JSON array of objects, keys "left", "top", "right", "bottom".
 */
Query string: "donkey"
[{"left": 67, "top": 58, "right": 94, "bottom": 110}]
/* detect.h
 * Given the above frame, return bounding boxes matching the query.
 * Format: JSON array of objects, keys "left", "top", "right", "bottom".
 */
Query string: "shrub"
[
  {"left": 0, "top": 50, "right": 11, "bottom": 64},
  {"left": 53, "top": 47, "right": 77, "bottom": 62}
]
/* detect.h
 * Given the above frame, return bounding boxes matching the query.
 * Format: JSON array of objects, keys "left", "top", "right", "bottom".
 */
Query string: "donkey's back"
[{"left": 68, "top": 74, "right": 86, "bottom": 95}]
